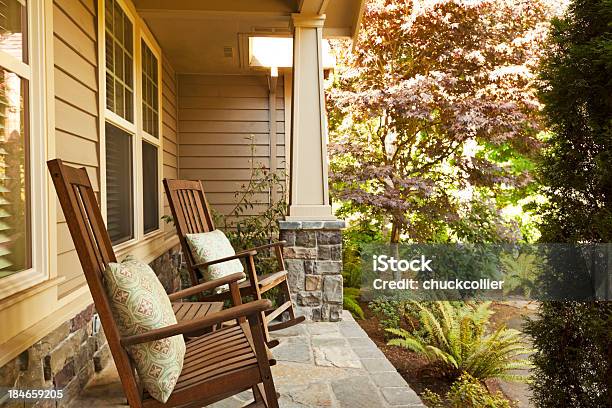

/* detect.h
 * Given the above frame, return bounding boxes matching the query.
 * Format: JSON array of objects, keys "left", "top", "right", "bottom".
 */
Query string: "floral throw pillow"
[
  {"left": 104, "top": 260, "right": 185, "bottom": 403},
  {"left": 186, "top": 230, "right": 245, "bottom": 293}
]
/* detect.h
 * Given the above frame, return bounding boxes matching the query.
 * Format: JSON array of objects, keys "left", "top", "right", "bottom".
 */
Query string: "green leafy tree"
[
  {"left": 328, "top": 0, "right": 558, "bottom": 243},
  {"left": 524, "top": 1, "right": 612, "bottom": 407}
]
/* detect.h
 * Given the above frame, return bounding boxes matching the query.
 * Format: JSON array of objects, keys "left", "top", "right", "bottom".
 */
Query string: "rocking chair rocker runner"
[
  {"left": 163, "top": 179, "right": 305, "bottom": 346},
  {"left": 48, "top": 159, "right": 279, "bottom": 408}
]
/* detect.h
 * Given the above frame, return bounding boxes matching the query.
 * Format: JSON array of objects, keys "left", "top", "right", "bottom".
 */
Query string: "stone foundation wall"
[
  {"left": 148, "top": 245, "right": 183, "bottom": 294},
  {"left": 279, "top": 220, "right": 345, "bottom": 322},
  {"left": 0, "top": 245, "right": 182, "bottom": 408},
  {"left": 0, "top": 304, "right": 109, "bottom": 408}
]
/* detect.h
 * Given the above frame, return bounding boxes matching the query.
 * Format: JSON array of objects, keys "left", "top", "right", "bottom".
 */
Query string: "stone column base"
[{"left": 279, "top": 220, "right": 345, "bottom": 322}]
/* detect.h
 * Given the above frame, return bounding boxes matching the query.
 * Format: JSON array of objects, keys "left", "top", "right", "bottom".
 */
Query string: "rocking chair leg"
[
  {"left": 245, "top": 385, "right": 280, "bottom": 408},
  {"left": 252, "top": 384, "right": 264, "bottom": 403},
  {"left": 279, "top": 279, "right": 295, "bottom": 320},
  {"left": 266, "top": 338, "right": 280, "bottom": 348},
  {"left": 261, "top": 379, "right": 279, "bottom": 408},
  {"left": 268, "top": 315, "right": 306, "bottom": 331},
  {"left": 265, "top": 278, "right": 305, "bottom": 333}
]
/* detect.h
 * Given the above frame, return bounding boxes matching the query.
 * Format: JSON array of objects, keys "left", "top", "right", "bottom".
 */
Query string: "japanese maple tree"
[{"left": 328, "top": 0, "right": 560, "bottom": 242}]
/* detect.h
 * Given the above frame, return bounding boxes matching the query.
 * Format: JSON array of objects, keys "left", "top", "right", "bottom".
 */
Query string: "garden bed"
[{"left": 356, "top": 300, "right": 537, "bottom": 407}]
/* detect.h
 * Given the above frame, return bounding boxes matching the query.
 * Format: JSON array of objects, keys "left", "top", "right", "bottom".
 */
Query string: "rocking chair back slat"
[
  {"left": 47, "top": 159, "right": 142, "bottom": 407},
  {"left": 163, "top": 180, "right": 215, "bottom": 284}
]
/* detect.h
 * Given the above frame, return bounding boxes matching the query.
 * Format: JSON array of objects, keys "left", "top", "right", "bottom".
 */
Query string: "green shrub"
[
  {"left": 343, "top": 287, "right": 361, "bottom": 298},
  {"left": 343, "top": 287, "right": 364, "bottom": 319},
  {"left": 344, "top": 296, "right": 365, "bottom": 320},
  {"left": 386, "top": 301, "right": 530, "bottom": 380},
  {"left": 369, "top": 299, "right": 402, "bottom": 332},
  {"left": 422, "top": 372, "right": 512, "bottom": 408},
  {"left": 524, "top": 302, "right": 612, "bottom": 408},
  {"left": 530, "top": 0, "right": 612, "bottom": 405},
  {"left": 342, "top": 222, "right": 384, "bottom": 288}
]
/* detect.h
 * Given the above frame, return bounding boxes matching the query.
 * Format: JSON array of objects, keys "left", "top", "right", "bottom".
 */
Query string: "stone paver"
[
  {"left": 313, "top": 337, "right": 362, "bottom": 368},
  {"left": 380, "top": 387, "right": 424, "bottom": 406},
  {"left": 273, "top": 336, "right": 312, "bottom": 363},
  {"left": 371, "top": 371, "right": 411, "bottom": 388},
  {"left": 70, "top": 310, "right": 424, "bottom": 407},
  {"left": 331, "top": 376, "right": 384, "bottom": 407},
  {"left": 307, "top": 322, "right": 342, "bottom": 336},
  {"left": 352, "top": 345, "right": 386, "bottom": 359},
  {"left": 362, "top": 357, "right": 397, "bottom": 373}
]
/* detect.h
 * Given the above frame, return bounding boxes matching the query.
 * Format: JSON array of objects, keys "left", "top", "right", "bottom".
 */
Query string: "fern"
[
  {"left": 344, "top": 295, "right": 365, "bottom": 320},
  {"left": 343, "top": 288, "right": 365, "bottom": 319},
  {"left": 386, "top": 301, "right": 531, "bottom": 381},
  {"left": 500, "top": 252, "right": 540, "bottom": 297}
]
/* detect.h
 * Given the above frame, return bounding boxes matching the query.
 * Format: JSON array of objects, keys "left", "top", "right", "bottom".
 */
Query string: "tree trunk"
[
  {"left": 390, "top": 219, "right": 401, "bottom": 280},
  {"left": 390, "top": 219, "right": 401, "bottom": 244}
]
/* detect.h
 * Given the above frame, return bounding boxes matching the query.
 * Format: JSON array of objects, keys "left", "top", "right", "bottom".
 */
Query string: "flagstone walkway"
[{"left": 71, "top": 311, "right": 425, "bottom": 407}]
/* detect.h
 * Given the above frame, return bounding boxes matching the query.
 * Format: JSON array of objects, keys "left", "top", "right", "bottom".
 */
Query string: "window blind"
[
  {"left": 105, "top": 123, "right": 133, "bottom": 245},
  {"left": 142, "top": 141, "right": 158, "bottom": 234}
]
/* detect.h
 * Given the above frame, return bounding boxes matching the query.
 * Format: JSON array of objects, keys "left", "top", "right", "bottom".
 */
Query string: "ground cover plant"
[{"left": 422, "top": 373, "right": 512, "bottom": 408}]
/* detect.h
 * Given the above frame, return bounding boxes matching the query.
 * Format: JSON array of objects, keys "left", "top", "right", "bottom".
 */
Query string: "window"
[
  {"left": 0, "top": 0, "right": 31, "bottom": 281},
  {"left": 141, "top": 40, "right": 158, "bottom": 138},
  {"left": 102, "top": 0, "right": 162, "bottom": 248},
  {"left": 0, "top": 0, "right": 47, "bottom": 297},
  {"left": 0, "top": 0, "right": 27, "bottom": 63},
  {"left": 142, "top": 141, "right": 158, "bottom": 234},
  {"left": 105, "top": 123, "right": 133, "bottom": 245},
  {"left": 105, "top": 0, "right": 134, "bottom": 122}
]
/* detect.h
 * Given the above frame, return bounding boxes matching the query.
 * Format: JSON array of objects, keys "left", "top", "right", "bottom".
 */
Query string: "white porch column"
[{"left": 287, "top": 13, "right": 334, "bottom": 220}]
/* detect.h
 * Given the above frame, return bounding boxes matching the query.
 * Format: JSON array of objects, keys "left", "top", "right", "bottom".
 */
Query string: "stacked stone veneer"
[
  {"left": 279, "top": 220, "right": 345, "bottom": 322},
  {"left": 0, "top": 245, "right": 182, "bottom": 408},
  {"left": 0, "top": 304, "right": 109, "bottom": 408}
]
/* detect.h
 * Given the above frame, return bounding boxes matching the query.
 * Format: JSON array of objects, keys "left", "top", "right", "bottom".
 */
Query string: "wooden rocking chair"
[
  {"left": 163, "top": 179, "right": 305, "bottom": 347},
  {"left": 48, "top": 159, "right": 279, "bottom": 408}
]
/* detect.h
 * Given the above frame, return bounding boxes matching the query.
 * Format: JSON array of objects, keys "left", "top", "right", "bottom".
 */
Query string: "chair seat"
[
  {"left": 172, "top": 302, "right": 223, "bottom": 322},
  {"left": 239, "top": 270, "right": 288, "bottom": 292},
  {"left": 143, "top": 323, "right": 270, "bottom": 407}
]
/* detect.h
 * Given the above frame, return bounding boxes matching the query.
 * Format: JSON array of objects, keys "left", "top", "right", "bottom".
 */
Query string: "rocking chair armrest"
[
  {"left": 192, "top": 250, "right": 258, "bottom": 268},
  {"left": 167, "top": 272, "right": 245, "bottom": 301},
  {"left": 120, "top": 299, "right": 272, "bottom": 347},
  {"left": 243, "top": 240, "right": 287, "bottom": 252}
]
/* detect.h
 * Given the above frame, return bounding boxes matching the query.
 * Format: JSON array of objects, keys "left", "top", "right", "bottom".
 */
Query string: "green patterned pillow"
[
  {"left": 104, "top": 260, "right": 185, "bottom": 403},
  {"left": 186, "top": 230, "right": 245, "bottom": 293}
]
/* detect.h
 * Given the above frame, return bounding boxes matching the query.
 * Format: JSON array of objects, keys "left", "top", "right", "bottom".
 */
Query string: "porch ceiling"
[{"left": 133, "top": 0, "right": 364, "bottom": 74}]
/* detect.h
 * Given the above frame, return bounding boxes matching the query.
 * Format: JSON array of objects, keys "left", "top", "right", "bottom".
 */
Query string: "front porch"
[
  {"left": 71, "top": 312, "right": 425, "bottom": 408},
  {"left": 0, "top": 0, "right": 386, "bottom": 406}
]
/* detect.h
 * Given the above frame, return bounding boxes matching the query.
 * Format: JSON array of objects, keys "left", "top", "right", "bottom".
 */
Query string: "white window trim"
[
  {"left": 0, "top": 0, "right": 49, "bottom": 299},
  {"left": 137, "top": 33, "right": 163, "bottom": 240},
  {"left": 98, "top": 0, "right": 164, "bottom": 254}
]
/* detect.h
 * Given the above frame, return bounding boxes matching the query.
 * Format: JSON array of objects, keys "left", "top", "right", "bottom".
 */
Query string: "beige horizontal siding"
[
  {"left": 162, "top": 58, "right": 179, "bottom": 238},
  {"left": 180, "top": 96, "right": 284, "bottom": 110},
  {"left": 178, "top": 145, "right": 284, "bottom": 157},
  {"left": 179, "top": 109, "right": 284, "bottom": 122},
  {"left": 53, "top": 0, "right": 98, "bottom": 298},
  {"left": 178, "top": 73, "right": 287, "bottom": 221},
  {"left": 180, "top": 133, "right": 284, "bottom": 145}
]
